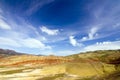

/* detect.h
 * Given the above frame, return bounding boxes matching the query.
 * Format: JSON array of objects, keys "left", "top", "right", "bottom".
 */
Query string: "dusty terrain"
[{"left": 0, "top": 49, "right": 120, "bottom": 80}]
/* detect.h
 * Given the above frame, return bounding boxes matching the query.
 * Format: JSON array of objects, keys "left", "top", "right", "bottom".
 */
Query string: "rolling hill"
[{"left": 0, "top": 49, "right": 120, "bottom": 80}]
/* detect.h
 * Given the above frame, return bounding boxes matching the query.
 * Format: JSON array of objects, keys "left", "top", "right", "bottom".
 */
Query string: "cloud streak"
[
  {"left": 69, "top": 36, "right": 82, "bottom": 47},
  {"left": 0, "top": 8, "right": 51, "bottom": 51},
  {"left": 81, "top": 27, "right": 99, "bottom": 41},
  {"left": 69, "top": 36, "right": 77, "bottom": 46},
  {"left": 84, "top": 40, "right": 120, "bottom": 51},
  {"left": 26, "top": 0, "right": 55, "bottom": 15},
  {"left": 0, "top": 37, "right": 21, "bottom": 47},
  {"left": 0, "top": 19, "right": 11, "bottom": 30},
  {"left": 21, "top": 38, "right": 51, "bottom": 49},
  {"left": 40, "top": 26, "right": 59, "bottom": 35},
  {"left": 79, "top": 0, "right": 120, "bottom": 42},
  {"left": 0, "top": 11, "right": 11, "bottom": 30}
]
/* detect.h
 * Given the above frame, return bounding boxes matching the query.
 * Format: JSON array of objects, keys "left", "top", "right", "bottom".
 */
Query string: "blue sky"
[{"left": 0, "top": 0, "right": 120, "bottom": 56}]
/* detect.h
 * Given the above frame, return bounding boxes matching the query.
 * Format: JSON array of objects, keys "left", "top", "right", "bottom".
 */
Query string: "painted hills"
[{"left": 0, "top": 49, "right": 120, "bottom": 80}]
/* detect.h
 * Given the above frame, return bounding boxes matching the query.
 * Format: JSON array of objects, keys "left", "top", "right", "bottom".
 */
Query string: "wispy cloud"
[
  {"left": 80, "top": 0, "right": 120, "bottom": 42},
  {"left": 0, "top": 19, "right": 11, "bottom": 30},
  {"left": 0, "top": 11, "right": 11, "bottom": 30},
  {"left": 56, "top": 50, "right": 79, "bottom": 56},
  {"left": 0, "top": 37, "right": 51, "bottom": 50},
  {"left": 69, "top": 36, "right": 77, "bottom": 46},
  {"left": 0, "top": 37, "right": 21, "bottom": 47},
  {"left": 0, "top": 8, "right": 51, "bottom": 51},
  {"left": 40, "top": 26, "right": 59, "bottom": 35},
  {"left": 69, "top": 36, "right": 83, "bottom": 47},
  {"left": 84, "top": 40, "right": 120, "bottom": 51},
  {"left": 26, "top": 0, "right": 55, "bottom": 15},
  {"left": 21, "top": 38, "right": 51, "bottom": 49},
  {"left": 81, "top": 27, "right": 99, "bottom": 41}
]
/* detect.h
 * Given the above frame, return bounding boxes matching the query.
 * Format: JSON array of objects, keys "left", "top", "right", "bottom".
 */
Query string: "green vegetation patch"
[
  {"left": 0, "top": 69, "right": 25, "bottom": 75},
  {"left": 36, "top": 73, "right": 65, "bottom": 80}
]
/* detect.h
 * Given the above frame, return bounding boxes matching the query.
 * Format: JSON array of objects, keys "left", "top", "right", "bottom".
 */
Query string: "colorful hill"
[{"left": 0, "top": 49, "right": 120, "bottom": 80}]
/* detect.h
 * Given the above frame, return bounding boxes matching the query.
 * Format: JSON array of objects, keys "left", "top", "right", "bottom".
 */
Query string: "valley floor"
[{"left": 0, "top": 66, "right": 83, "bottom": 80}]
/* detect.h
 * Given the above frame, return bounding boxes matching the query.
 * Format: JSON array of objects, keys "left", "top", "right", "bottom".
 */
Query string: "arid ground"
[{"left": 0, "top": 49, "right": 120, "bottom": 80}]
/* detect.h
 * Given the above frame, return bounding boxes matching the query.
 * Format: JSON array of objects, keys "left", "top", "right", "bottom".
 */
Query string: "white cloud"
[
  {"left": 0, "top": 9, "right": 11, "bottom": 30},
  {"left": 0, "top": 37, "right": 51, "bottom": 50},
  {"left": 69, "top": 36, "right": 83, "bottom": 47},
  {"left": 0, "top": 19, "right": 11, "bottom": 30},
  {"left": 0, "top": 8, "right": 51, "bottom": 51},
  {"left": 81, "top": 27, "right": 99, "bottom": 41},
  {"left": 40, "top": 26, "right": 59, "bottom": 35},
  {"left": 56, "top": 50, "right": 78, "bottom": 56},
  {"left": 84, "top": 40, "right": 120, "bottom": 51},
  {"left": 80, "top": 1, "right": 120, "bottom": 42},
  {"left": 69, "top": 36, "right": 77, "bottom": 46},
  {"left": 88, "top": 27, "right": 98, "bottom": 39},
  {"left": 56, "top": 49, "right": 84, "bottom": 56},
  {"left": 0, "top": 37, "right": 21, "bottom": 47},
  {"left": 21, "top": 38, "right": 51, "bottom": 49}
]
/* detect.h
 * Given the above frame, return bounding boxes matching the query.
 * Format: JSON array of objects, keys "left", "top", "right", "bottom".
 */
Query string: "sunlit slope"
[
  {"left": 39, "top": 62, "right": 115, "bottom": 77},
  {"left": 0, "top": 50, "right": 120, "bottom": 80},
  {"left": 0, "top": 55, "right": 72, "bottom": 67},
  {"left": 68, "top": 50, "right": 120, "bottom": 64},
  {"left": 38, "top": 49, "right": 120, "bottom": 80}
]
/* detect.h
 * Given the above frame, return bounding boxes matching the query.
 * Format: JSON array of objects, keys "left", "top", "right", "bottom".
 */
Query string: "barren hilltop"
[{"left": 0, "top": 49, "right": 120, "bottom": 80}]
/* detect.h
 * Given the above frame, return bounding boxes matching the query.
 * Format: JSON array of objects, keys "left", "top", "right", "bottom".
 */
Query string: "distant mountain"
[{"left": 0, "top": 48, "right": 26, "bottom": 57}]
